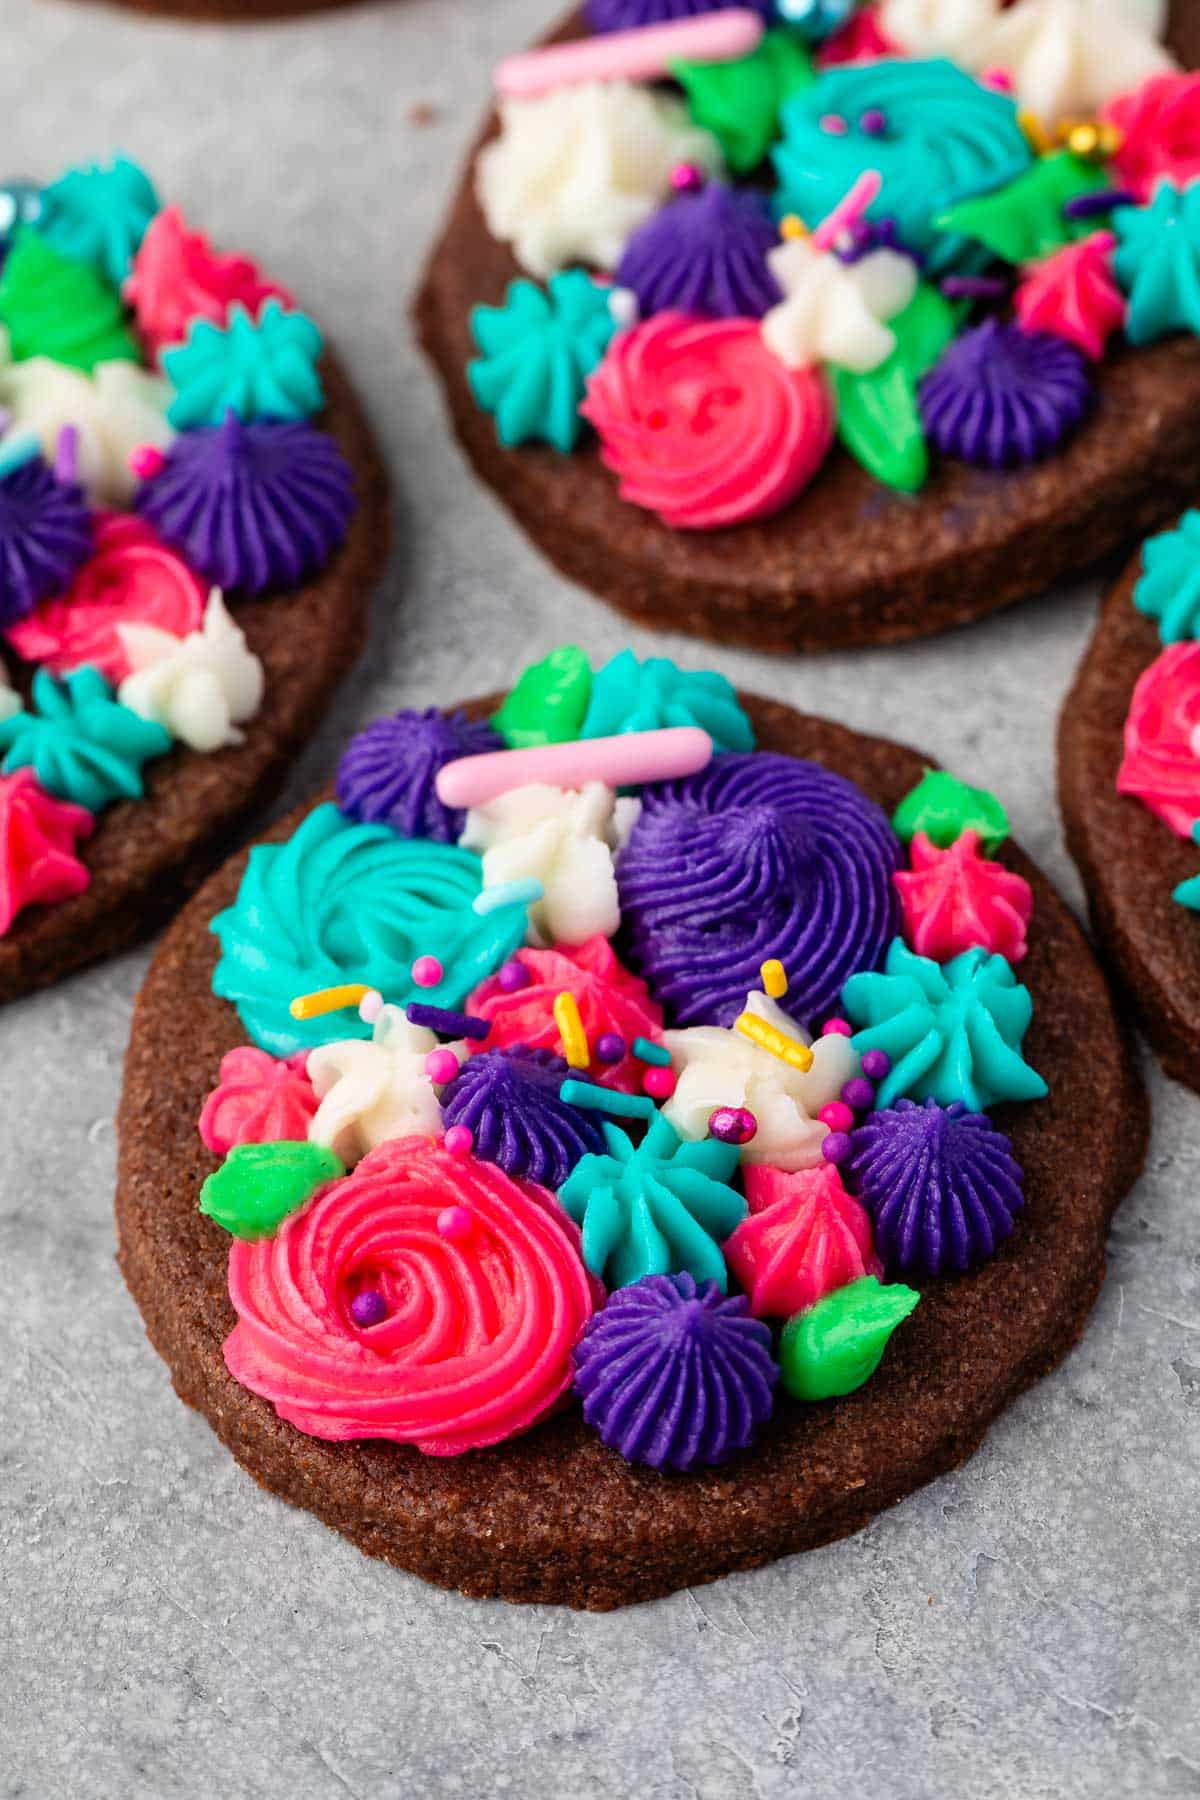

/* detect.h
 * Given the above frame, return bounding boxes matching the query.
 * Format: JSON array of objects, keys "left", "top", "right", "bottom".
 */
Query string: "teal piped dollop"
[
  {"left": 0, "top": 664, "right": 172, "bottom": 812},
  {"left": 557, "top": 1111, "right": 746, "bottom": 1291},
  {"left": 37, "top": 155, "right": 159, "bottom": 288},
  {"left": 468, "top": 271, "right": 617, "bottom": 453},
  {"left": 580, "top": 650, "right": 755, "bottom": 752},
  {"left": 842, "top": 937, "right": 1047, "bottom": 1112},
  {"left": 210, "top": 803, "right": 528, "bottom": 1057},
  {"left": 773, "top": 59, "right": 1030, "bottom": 273},
  {"left": 1173, "top": 822, "right": 1200, "bottom": 911},
  {"left": 164, "top": 299, "right": 324, "bottom": 430},
  {"left": 1134, "top": 511, "right": 1200, "bottom": 644},
  {"left": 1113, "top": 184, "right": 1200, "bottom": 346}
]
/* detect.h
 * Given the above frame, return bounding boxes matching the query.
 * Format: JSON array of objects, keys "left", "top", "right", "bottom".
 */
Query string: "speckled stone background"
[{"left": 3, "top": 1, "right": 1199, "bottom": 1795}]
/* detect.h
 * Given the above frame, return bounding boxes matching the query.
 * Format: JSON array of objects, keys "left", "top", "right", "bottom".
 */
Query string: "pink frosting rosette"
[
  {"left": 198, "top": 1046, "right": 318, "bottom": 1156},
  {"left": 1118, "top": 642, "right": 1200, "bottom": 838},
  {"left": 894, "top": 829, "right": 1033, "bottom": 963},
  {"left": 1101, "top": 73, "right": 1200, "bottom": 203},
  {"left": 223, "top": 1136, "right": 597, "bottom": 1454},
  {"left": 581, "top": 312, "right": 834, "bottom": 530}
]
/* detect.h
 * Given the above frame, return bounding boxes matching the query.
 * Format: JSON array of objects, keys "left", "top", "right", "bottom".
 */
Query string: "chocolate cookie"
[
  {"left": 415, "top": 3, "right": 1200, "bottom": 654},
  {"left": 116, "top": 694, "right": 1146, "bottom": 1610},
  {"left": 68, "top": 0, "right": 372, "bottom": 19}
]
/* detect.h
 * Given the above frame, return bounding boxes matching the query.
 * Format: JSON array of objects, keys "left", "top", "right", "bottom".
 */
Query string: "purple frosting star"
[
  {"left": 847, "top": 1097, "right": 1025, "bottom": 1277},
  {"left": 135, "top": 412, "right": 354, "bottom": 595},
  {"left": 440, "top": 1046, "right": 605, "bottom": 1189},
  {"left": 0, "top": 455, "right": 92, "bottom": 626},
  {"left": 587, "top": 0, "right": 769, "bottom": 27},
  {"left": 616, "top": 752, "right": 901, "bottom": 1030},
  {"left": 918, "top": 320, "right": 1092, "bottom": 471},
  {"left": 336, "top": 707, "right": 501, "bottom": 842},
  {"left": 573, "top": 1272, "right": 778, "bottom": 1472},
  {"left": 615, "top": 184, "right": 781, "bottom": 321}
]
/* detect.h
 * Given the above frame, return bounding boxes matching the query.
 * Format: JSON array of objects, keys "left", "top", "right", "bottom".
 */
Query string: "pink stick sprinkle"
[
  {"left": 811, "top": 169, "right": 883, "bottom": 253},
  {"left": 435, "top": 726, "right": 713, "bottom": 810},
  {"left": 494, "top": 7, "right": 764, "bottom": 98}
]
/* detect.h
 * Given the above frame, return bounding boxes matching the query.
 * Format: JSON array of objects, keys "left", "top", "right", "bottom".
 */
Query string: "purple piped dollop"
[
  {"left": 918, "top": 320, "right": 1092, "bottom": 471},
  {"left": 0, "top": 456, "right": 91, "bottom": 626},
  {"left": 573, "top": 1272, "right": 778, "bottom": 1471},
  {"left": 587, "top": 0, "right": 769, "bottom": 28},
  {"left": 135, "top": 412, "right": 354, "bottom": 595},
  {"left": 336, "top": 707, "right": 502, "bottom": 842},
  {"left": 616, "top": 752, "right": 902, "bottom": 1030},
  {"left": 615, "top": 184, "right": 781, "bottom": 321},
  {"left": 439, "top": 1046, "right": 605, "bottom": 1189},
  {"left": 846, "top": 1097, "right": 1024, "bottom": 1277}
]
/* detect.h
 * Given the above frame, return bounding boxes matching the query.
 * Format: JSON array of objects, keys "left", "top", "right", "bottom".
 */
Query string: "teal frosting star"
[
  {"left": 468, "top": 271, "right": 617, "bottom": 453},
  {"left": 164, "top": 299, "right": 324, "bottom": 430},
  {"left": 1173, "top": 822, "right": 1200, "bottom": 911},
  {"left": 0, "top": 664, "right": 172, "bottom": 812},
  {"left": 1134, "top": 510, "right": 1200, "bottom": 644},
  {"left": 579, "top": 650, "right": 755, "bottom": 752},
  {"left": 38, "top": 155, "right": 160, "bottom": 289},
  {"left": 1113, "top": 184, "right": 1200, "bottom": 346},
  {"left": 842, "top": 937, "right": 1048, "bottom": 1112},
  {"left": 557, "top": 1111, "right": 746, "bottom": 1292}
]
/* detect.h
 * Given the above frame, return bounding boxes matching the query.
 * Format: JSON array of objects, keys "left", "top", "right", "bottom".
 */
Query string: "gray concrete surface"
[{"left": 1, "top": 2, "right": 1198, "bottom": 1795}]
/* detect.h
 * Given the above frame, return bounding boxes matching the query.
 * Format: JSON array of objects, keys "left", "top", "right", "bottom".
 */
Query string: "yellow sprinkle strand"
[
  {"left": 1017, "top": 109, "right": 1053, "bottom": 155},
  {"left": 289, "top": 982, "right": 371, "bottom": 1021},
  {"left": 734, "top": 1011, "right": 814, "bottom": 1073},
  {"left": 760, "top": 959, "right": 788, "bottom": 1000},
  {"left": 553, "top": 991, "right": 590, "bottom": 1069}
]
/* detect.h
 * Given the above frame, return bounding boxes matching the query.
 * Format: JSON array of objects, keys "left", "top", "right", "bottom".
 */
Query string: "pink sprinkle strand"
[
  {"left": 493, "top": 8, "right": 764, "bottom": 98},
  {"left": 435, "top": 726, "right": 713, "bottom": 810},
  {"left": 811, "top": 169, "right": 882, "bottom": 253}
]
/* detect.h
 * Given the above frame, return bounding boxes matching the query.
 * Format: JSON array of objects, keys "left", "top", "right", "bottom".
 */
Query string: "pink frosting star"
[
  {"left": 1014, "top": 233, "right": 1125, "bottom": 361},
  {"left": 124, "top": 205, "right": 291, "bottom": 361},
  {"left": 816, "top": 5, "right": 899, "bottom": 66},
  {"left": 894, "top": 830, "right": 1033, "bottom": 964},
  {"left": 198, "top": 1046, "right": 319, "bottom": 1156},
  {"left": 0, "top": 769, "right": 93, "bottom": 935},
  {"left": 725, "top": 1163, "right": 881, "bottom": 1320},
  {"left": 1101, "top": 72, "right": 1200, "bottom": 204}
]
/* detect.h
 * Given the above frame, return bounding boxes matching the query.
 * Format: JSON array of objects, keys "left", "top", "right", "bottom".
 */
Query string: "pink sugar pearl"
[
  {"left": 425, "top": 1048, "right": 460, "bottom": 1084},
  {"left": 443, "top": 1125, "right": 474, "bottom": 1156},
  {"left": 643, "top": 1066, "right": 676, "bottom": 1100},
  {"left": 412, "top": 955, "right": 444, "bottom": 988},
  {"left": 437, "top": 1205, "right": 473, "bottom": 1241},
  {"left": 822, "top": 1017, "right": 852, "bottom": 1037},
  {"left": 818, "top": 1101, "right": 854, "bottom": 1134}
]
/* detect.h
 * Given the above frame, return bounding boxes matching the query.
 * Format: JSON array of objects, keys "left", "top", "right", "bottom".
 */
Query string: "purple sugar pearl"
[
  {"left": 860, "top": 1049, "right": 891, "bottom": 1081},
  {"left": 496, "top": 958, "right": 532, "bottom": 994},
  {"left": 594, "top": 1031, "right": 627, "bottom": 1065},
  {"left": 841, "top": 1076, "right": 876, "bottom": 1111},
  {"left": 859, "top": 108, "right": 888, "bottom": 135},
  {"left": 350, "top": 1289, "right": 387, "bottom": 1327},
  {"left": 821, "top": 1131, "right": 852, "bottom": 1164},
  {"left": 708, "top": 1105, "right": 757, "bottom": 1146}
]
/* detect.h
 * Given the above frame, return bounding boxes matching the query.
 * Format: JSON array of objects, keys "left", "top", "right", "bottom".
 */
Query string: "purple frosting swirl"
[
  {"left": 573, "top": 1272, "right": 778, "bottom": 1471},
  {"left": 615, "top": 184, "right": 781, "bottom": 321},
  {"left": 135, "top": 412, "right": 354, "bottom": 595},
  {"left": 587, "top": 0, "right": 769, "bottom": 27},
  {"left": 440, "top": 1046, "right": 605, "bottom": 1189},
  {"left": 918, "top": 320, "right": 1092, "bottom": 470},
  {"left": 0, "top": 456, "right": 91, "bottom": 626},
  {"left": 617, "top": 753, "right": 901, "bottom": 1030},
  {"left": 847, "top": 1097, "right": 1024, "bottom": 1277},
  {"left": 336, "top": 707, "right": 501, "bottom": 843}
]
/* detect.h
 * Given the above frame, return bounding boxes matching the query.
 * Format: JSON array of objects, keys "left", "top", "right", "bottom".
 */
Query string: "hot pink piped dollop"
[
  {"left": 1118, "top": 641, "right": 1200, "bottom": 838},
  {"left": 0, "top": 769, "right": 92, "bottom": 935},
  {"left": 124, "top": 205, "right": 292, "bottom": 361},
  {"left": 1101, "top": 72, "right": 1200, "bottom": 203},
  {"left": 580, "top": 312, "right": 834, "bottom": 530},
  {"left": 725, "top": 1163, "right": 881, "bottom": 1319},
  {"left": 223, "top": 1136, "right": 596, "bottom": 1454},
  {"left": 1013, "top": 233, "right": 1125, "bottom": 362},
  {"left": 198, "top": 1046, "right": 318, "bottom": 1156},
  {"left": 894, "top": 829, "right": 1033, "bottom": 963}
]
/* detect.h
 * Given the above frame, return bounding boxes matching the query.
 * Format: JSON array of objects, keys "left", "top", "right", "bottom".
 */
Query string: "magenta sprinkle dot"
[
  {"left": 818, "top": 1101, "right": 855, "bottom": 1134},
  {"left": 128, "top": 443, "right": 166, "bottom": 480},
  {"left": 350, "top": 1289, "right": 387, "bottom": 1328},
  {"left": 411, "top": 955, "right": 443, "bottom": 988},
  {"left": 708, "top": 1106, "right": 758, "bottom": 1146},
  {"left": 859, "top": 108, "right": 888, "bottom": 135},
  {"left": 425, "top": 1047, "right": 460, "bottom": 1084},
  {"left": 643, "top": 1066, "right": 676, "bottom": 1101},
  {"left": 670, "top": 161, "right": 704, "bottom": 193},
  {"left": 822, "top": 1017, "right": 853, "bottom": 1037},
  {"left": 860, "top": 1049, "right": 892, "bottom": 1081},
  {"left": 821, "top": 1130, "right": 852, "bottom": 1164},
  {"left": 496, "top": 958, "right": 531, "bottom": 993},
  {"left": 841, "top": 1077, "right": 876, "bottom": 1112},
  {"left": 820, "top": 113, "right": 849, "bottom": 135},
  {"left": 594, "top": 1032, "right": 626, "bottom": 1065},
  {"left": 444, "top": 1124, "right": 474, "bottom": 1156},
  {"left": 437, "top": 1205, "right": 473, "bottom": 1241}
]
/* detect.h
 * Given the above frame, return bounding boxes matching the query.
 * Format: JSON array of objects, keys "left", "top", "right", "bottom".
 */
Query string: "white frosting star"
[
  {"left": 0, "top": 343, "right": 174, "bottom": 506},
  {"left": 969, "top": 0, "right": 1174, "bottom": 125},
  {"left": 880, "top": 0, "right": 1001, "bottom": 59},
  {"left": 307, "top": 1006, "right": 454, "bottom": 1167},
  {"left": 476, "top": 80, "right": 722, "bottom": 279},
  {"left": 762, "top": 242, "right": 918, "bottom": 375},
  {"left": 662, "top": 991, "right": 860, "bottom": 1170},
  {"left": 116, "top": 588, "right": 264, "bottom": 752},
  {"left": 460, "top": 781, "right": 640, "bottom": 947}
]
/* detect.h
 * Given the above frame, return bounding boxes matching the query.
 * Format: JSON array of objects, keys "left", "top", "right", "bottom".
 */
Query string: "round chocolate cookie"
[
  {"left": 67, "top": 0, "right": 371, "bottom": 19},
  {"left": 1058, "top": 553, "right": 1200, "bottom": 1092},
  {"left": 116, "top": 694, "right": 1146, "bottom": 1610},
  {"left": 415, "top": 4, "right": 1200, "bottom": 655}
]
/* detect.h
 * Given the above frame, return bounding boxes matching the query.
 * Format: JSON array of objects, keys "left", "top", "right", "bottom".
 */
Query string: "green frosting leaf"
[
  {"left": 469, "top": 271, "right": 616, "bottom": 452},
  {"left": 492, "top": 644, "right": 592, "bottom": 748},
  {"left": 892, "top": 768, "right": 1009, "bottom": 853},
  {"left": 935, "top": 152, "right": 1109, "bottom": 265},
  {"left": 0, "top": 663, "right": 172, "bottom": 812},
  {"left": 1114, "top": 182, "right": 1200, "bottom": 345},
  {"left": 164, "top": 299, "right": 324, "bottom": 430},
  {"left": 580, "top": 649, "right": 754, "bottom": 751},
  {"left": 38, "top": 155, "right": 160, "bottom": 289},
  {"left": 674, "top": 30, "right": 814, "bottom": 176},
  {"left": 0, "top": 227, "right": 138, "bottom": 371},
  {"left": 780, "top": 1276, "right": 919, "bottom": 1401},
  {"left": 832, "top": 284, "right": 960, "bottom": 493},
  {"left": 200, "top": 1140, "right": 344, "bottom": 1241}
]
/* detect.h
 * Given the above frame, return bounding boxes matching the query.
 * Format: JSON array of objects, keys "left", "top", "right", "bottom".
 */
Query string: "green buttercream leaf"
[
  {"left": 935, "top": 152, "right": 1109, "bottom": 265},
  {"left": 779, "top": 1275, "right": 919, "bottom": 1401},
  {"left": 579, "top": 649, "right": 755, "bottom": 750},
  {"left": 38, "top": 155, "right": 160, "bottom": 289},
  {"left": 200, "top": 1140, "right": 344, "bottom": 1240},
  {"left": 832, "top": 284, "right": 960, "bottom": 493},
  {"left": 492, "top": 644, "right": 592, "bottom": 748},
  {"left": 1114, "top": 182, "right": 1200, "bottom": 345},
  {"left": 0, "top": 663, "right": 172, "bottom": 811},
  {"left": 469, "top": 271, "right": 616, "bottom": 452},
  {"left": 164, "top": 299, "right": 324, "bottom": 430},
  {"left": 674, "top": 31, "right": 814, "bottom": 176},
  {"left": 0, "top": 227, "right": 138, "bottom": 371},
  {"left": 892, "top": 768, "right": 1009, "bottom": 852}
]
